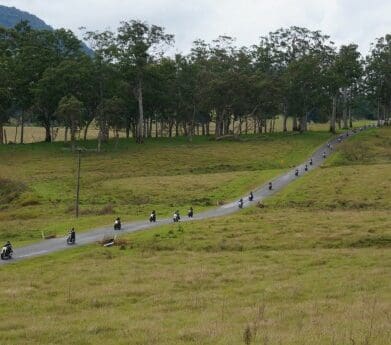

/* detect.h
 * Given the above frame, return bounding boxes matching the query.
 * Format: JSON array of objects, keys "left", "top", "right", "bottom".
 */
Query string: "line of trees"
[{"left": 0, "top": 21, "right": 390, "bottom": 147}]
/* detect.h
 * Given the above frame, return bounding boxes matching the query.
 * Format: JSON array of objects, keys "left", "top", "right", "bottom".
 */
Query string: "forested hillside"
[{"left": 0, "top": 5, "right": 52, "bottom": 30}]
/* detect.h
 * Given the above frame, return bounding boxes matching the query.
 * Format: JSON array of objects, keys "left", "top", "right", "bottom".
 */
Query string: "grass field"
[
  {"left": 0, "top": 131, "right": 332, "bottom": 246},
  {"left": 0, "top": 127, "right": 389, "bottom": 345}
]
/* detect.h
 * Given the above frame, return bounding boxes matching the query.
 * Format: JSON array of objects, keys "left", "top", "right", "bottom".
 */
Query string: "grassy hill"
[
  {"left": 0, "top": 131, "right": 331, "bottom": 245},
  {"left": 0, "top": 127, "right": 390, "bottom": 344}
]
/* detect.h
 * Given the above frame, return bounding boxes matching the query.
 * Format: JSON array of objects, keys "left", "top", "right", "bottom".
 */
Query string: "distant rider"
[
  {"left": 238, "top": 198, "right": 244, "bottom": 209},
  {"left": 188, "top": 207, "right": 194, "bottom": 218},
  {"left": 268, "top": 182, "right": 273, "bottom": 190},
  {"left": 69, "top": 227, "right": 76, "bottom": 243},
  {"left": 4, "top": 241, "right": 12, "bottom": 255},
  {"left": 295, "top": 169, "right": 299, "bottom": 176},
  {"left": 150, "top": 210, "right": 156, "bottom": 222},
  {"left": 114, "top": 217, "right": 121, "bottom": 230},
  {"left": 249, "top": 192, "right": 254, "bottom": 201},
  {"left": 173, "top": 210, "right": 180, "bottom": 222}
]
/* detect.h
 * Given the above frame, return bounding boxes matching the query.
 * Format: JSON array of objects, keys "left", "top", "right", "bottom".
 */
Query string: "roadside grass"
[
  {"left": 0, "top": 131, "right": 331, "bottom": 245},
  {"left": 0, "top": 127, "right": 389, "bottom": 344}
]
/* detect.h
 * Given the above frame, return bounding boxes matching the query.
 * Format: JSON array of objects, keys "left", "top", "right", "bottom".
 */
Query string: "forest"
[{"left": 0, "top": 20, "right": 390, "bottom": 148}]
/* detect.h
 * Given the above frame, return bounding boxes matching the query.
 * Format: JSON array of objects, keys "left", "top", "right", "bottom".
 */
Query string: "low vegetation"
[{"left": 0, "top": 127, "right": 389, "bottom": 344}]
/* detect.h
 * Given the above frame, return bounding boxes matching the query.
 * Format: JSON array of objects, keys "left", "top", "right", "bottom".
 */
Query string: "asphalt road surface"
[{"left": 0, "top": 129, "right": 363, "bottom": 265}]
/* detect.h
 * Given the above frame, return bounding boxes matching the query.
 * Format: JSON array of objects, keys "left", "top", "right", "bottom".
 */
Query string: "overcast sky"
[{"left": 2, "top": 0, "right": 390, "bottom": 54}]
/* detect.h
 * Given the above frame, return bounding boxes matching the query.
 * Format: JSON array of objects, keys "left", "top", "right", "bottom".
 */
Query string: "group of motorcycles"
[{"left": 113, "top": 207, "right": 194, "bottom": 229}]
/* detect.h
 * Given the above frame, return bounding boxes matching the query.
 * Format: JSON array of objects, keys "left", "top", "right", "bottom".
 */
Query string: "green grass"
[
  {"left": 0, "top": 127, "right": 389, "bottom": 344},
  {"left": 0, "top": 131, "right": 331, "bottom": 245}
]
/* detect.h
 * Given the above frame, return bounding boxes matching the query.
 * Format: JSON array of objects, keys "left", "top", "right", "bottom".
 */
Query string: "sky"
[{"left": 1, "top": 0, "right": 390, "bottom": 55}]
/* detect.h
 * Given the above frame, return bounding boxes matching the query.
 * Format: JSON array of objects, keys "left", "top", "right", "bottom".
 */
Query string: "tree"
[
  {"left": 116, "top": 20, "right": 174, "bottom": 143},
  {"left": 365, "top": 34, "right": 391, "bottom": 125},
  {"left": 0, "top": 27, "right": 13, "bottom": 144},
  {"left": 55, "top": 95, "right": 84, "bottom": 151}
]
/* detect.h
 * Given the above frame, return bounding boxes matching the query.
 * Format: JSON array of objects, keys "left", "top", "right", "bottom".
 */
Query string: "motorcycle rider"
[
  {"left": 150, "top": 210, "right": 156, "bottom": 222},
  {"left": 69, "top": 227, "right": 76, "bottom": 244},
  {"left": 304, "top": 164, "right": 308, "bottom": 172},
  {"left": 114, "top": 217, "right": 121, "bottom": 230},
  {"left": 188, "top": 207, "right": 194, "bottom": 218},
  {"left": 322, "top": 152, "right": 327, "bottom": 159},
  {"left": 2, "top": 241, "right": 13, "bottom": 257},
  {"left": 309, "top": 158, "right": 313, "bottom": 166},
  {"left": 268, "top": 182, "right": 273, "bottom": 190},
  {"left": 238, "top": 198, "right": 244, "bottom": 209},
  {"left": 249, "top": 192, "right": 254, "bottom": 201},
  {"left": 173, "top": 210, "right": 180, "bottom": 222},
  {"left": 295, "top": 169, "right": 299, "bottom": 176}
]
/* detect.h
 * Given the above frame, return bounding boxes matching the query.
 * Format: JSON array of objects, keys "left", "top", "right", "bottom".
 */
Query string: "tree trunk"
[
  {"left": 44, "top": 122, "right": 52, "bottom": 142},
  {"left": 348, "top": 106, "right": 353, "bottom": 128},
  {"left": 136, "top": 80, "right": 144, "bottom": 144},
  {"left": 20, "top": 112, "right": 24, "bottom": 144},
  {"left": 377, "top": 98, "right": 381, "bottom": 126},
  {"left": 149, "top": 118, "right": 153, "bottom": 138},
  {"left": 342, "top": 90, "right": 348, "bottom": 129},
  {"left": 84, "top": 118, "right": 94, "bottom": 141},
  {"left": 245, "top": 116, "right": 248, "bottom": 134},
  {"left": 175, "top": 121, "right": 179, "bottom": 136},
  {"left": 330, "top": 95, "right": 337, "bottom": 134},
  {"left": 168, "top": 120, "right": 174, "bottom": 138},
  {"left": 292, "top": 115, "right": 298, "bottom": 131},
  {"left": 70, "top": 125, "right": 76, "bottom": 152},
  {"left": 0, "top": 124, "right": 3, "bottom": 144},
  {"left": 64, "top": 127, "right": 69, "bottom": 142}
]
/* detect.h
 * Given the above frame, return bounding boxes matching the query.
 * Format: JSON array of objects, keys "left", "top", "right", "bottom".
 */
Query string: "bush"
[{"left": 0, "top": 178, "right": 28, "bottom": 205}]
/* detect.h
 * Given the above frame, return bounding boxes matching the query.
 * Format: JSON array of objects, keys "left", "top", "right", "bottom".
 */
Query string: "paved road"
[{"left": 0, "top": 130, "right": 360, "bottom": 265}]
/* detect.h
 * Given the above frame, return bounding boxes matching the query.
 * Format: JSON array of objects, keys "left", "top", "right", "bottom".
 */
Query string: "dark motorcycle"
[
  {"left": 173, "top": 212, "right": 180, "bottom": 222},
  {"left": 66, "top": 235, "right": 75, "bottom": 245},
  {"left": 1, "top": 245, "right": 12, "bottom": 260},
  {"left": 114, "top": 219, "right": 122, "bottom": 230}
]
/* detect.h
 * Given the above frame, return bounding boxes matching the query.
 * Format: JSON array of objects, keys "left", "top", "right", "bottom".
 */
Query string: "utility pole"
[{"left": 75, "top": 148, "right": 82, "bottom": 218}]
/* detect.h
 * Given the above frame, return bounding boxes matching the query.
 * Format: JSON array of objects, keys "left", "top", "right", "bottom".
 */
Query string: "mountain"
[
  {"left": 0, "top": 5, "right": 52, "bottom": 30},
  {"left": 0, "top": 5, "right": 92, "bottom": 55}
]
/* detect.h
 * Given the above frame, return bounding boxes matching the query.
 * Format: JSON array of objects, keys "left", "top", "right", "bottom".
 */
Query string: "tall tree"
[{"left": 116, "top": 20, "right": 174, "bottom": 143}]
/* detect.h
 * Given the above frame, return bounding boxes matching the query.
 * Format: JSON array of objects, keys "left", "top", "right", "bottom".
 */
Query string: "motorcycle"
[
  {"left": 238, "top": 199, "right": 244, "bottom": 209},
  {"left": 114, "top": 219, "right": 121, "bottom": 230},
  {"left": 173, "top": 213, "right": 180, "bottom": 222},
  {"left": 1, "top": 246, "right": 12, "bottom": 260},
  {"left": 149, "top": 213, "right": 156, "bottom": 222},
  {"left": 66, "top": 235, "right": 75, "bottom": 245}
]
